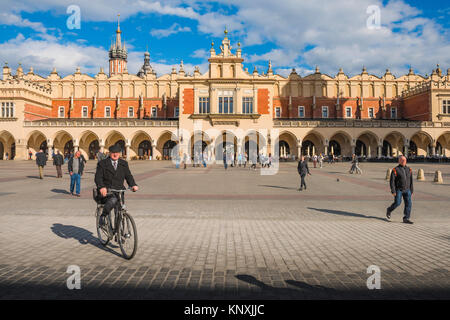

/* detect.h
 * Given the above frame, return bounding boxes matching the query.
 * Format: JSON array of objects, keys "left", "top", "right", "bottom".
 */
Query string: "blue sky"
[{"left": 0, "top": 0, "right": 448, "bottom": 78}]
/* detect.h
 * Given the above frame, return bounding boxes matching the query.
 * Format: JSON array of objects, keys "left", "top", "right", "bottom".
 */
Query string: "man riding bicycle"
[{"left": 95, "top": 144, "right": 138, "bottom": 226}]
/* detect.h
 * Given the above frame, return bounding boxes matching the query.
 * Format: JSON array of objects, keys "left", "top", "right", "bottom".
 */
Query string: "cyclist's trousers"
[{"left": 101, "top": 195, "right": 118, "bottom": 217}]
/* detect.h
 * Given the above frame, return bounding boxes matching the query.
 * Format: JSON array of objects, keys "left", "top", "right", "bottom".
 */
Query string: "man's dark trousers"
[
  {"left": 388, "top": 190, "right": 412, "bottom": 220},
  {"left": 299, "top": 174, "right": 306, "bottom": 189}
]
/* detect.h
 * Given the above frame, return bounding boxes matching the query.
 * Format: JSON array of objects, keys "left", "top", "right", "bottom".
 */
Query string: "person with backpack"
[{"left": 386, "top": 156, "right": 414, "bottom": 224}]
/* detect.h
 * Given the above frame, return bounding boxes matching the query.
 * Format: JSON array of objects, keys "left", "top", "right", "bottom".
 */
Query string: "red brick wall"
[
  {"left": 24, "top": 103, "right": 52, "bottom": 120},
  {"left": 50, "top": 98, "right": 173, "bottom": 119},
  {"left": 183, "top": 89, "right": 194, "bottom": 114},
  {"left": 402, "top": 92, "right": 431, "bottom": 121},
  {"left": 258, "top": 89, "right": 270, "bottom": 114}
]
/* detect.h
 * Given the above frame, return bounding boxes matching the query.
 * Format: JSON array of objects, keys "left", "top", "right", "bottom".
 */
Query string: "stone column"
[
  {"left": 431, "top": 143, "right": 436, "bottom": 156},
  {"left": 15, "top": 140, "right": 28, "bottom": 160},
  {"left": 297, "top": 140, "right": 302, "bottom": 159},
  {"left": 403, "top": 144, "right": 409, "bottom": 157},
  {"left": 351, "top": 145, "right": 356, "bottom": 156},
  {"left": 324, "top": 144, "right": 328, "bottom": 156},
  {"left": 126, "top": 144, "right": 131, "bottom": 160},
  {"left": 377, "top": 145, "right": 382, "bottom": 158}
]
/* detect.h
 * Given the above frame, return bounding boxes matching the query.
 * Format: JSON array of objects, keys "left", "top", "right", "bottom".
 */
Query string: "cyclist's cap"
[{"left": 109, "top": 145, "right": 121, "bottom": 153}]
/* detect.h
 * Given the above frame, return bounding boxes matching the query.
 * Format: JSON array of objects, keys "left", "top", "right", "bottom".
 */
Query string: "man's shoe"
[
  {"left": 403, "top": 219, "right": 414, "bottom": 224},
  {"left": 75, "top": 194, "right": 80, "bottom": 197},
  {"left": 386, "top": 208, "right": 391, "bottom": 220}
]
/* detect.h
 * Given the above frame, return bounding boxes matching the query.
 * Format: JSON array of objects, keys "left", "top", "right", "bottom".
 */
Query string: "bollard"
[
  {"left": 434, "top": 170, "right": 443, "bottom": 184},
  {"left": 386, "top": 168, "right": 392, "bottom": 180},
  {"left": 417, "top": 168, "right": 425, "bottom": 181}
]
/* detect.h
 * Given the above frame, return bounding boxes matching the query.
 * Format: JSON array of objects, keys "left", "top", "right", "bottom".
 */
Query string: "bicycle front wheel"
[
  {"left": 96, "top": 207, "right": 110, "bottom": 246},
  {"left": 118, "top": 212, "right": 138, "bottom": 260}
]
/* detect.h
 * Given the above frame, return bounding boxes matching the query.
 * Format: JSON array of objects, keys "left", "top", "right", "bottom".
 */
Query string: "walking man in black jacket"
[
  {"left": 95, "top": 144, "right": 138, "bottom": 226},
  {"left": 386, "top": 156, "right": 414, "bottom": 224},
  {"left": 35, "top": 149, "right": 47, "bottom": 179},
  {"left": 53, "top": 150, "right": 64, "bottom": 178},
  {"left": 297, "top": 155, "right": 311, "bottom": 191}
]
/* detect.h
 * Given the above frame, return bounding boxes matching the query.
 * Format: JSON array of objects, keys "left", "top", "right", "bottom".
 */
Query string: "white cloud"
[{"left": 150, "top": 23, "right": 191, "bottom": 39}]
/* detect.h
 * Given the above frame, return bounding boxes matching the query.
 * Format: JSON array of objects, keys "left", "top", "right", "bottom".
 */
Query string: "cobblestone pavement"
[{"left": 0, "top": 160, "right": 449, "bottom": 299}]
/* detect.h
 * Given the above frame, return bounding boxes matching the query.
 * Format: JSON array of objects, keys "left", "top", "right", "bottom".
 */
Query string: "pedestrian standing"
[
  {"left": 53, "top": 150, "right": 64, "bottom": 178},
  {"left": 223, "top": 152, "right": 228, "bottom": 170},
  {"left": 35, "top": 149, "right": 47, "bottom": 179},
  {"left": 28, "top": 150, "right": 32, "bottom": 160},
  {"left": 319, "top": 154, "right": 323, "bottom": 168},
  {"left": 202, "top": 151, "right": 207, "bottom": 168},
  {"left": 5, "top": 152, "right": 8, "bottom": 160},
  {"left": 386, "top": 156, "right": 414, "bottom": 224},
  {"left": 243, "top": 152, "right": 248, "bottom": 168},
  {"left": 183, "top": 153, "right": 187, "bottom": 169},
  {"left": 297, "top": 155, "right": 311, "bottom": 191},
  {"left": 313, "top": 154, "right": 317, "bottom": 168},
  {"left": 68, "top": 151, "right": 84, "bottom": 197},
  {"left": 268, "top": 153, "right": 272, "bottom": 168}
]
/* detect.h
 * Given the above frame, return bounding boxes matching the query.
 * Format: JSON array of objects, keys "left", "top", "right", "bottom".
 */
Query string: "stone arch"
[
  {"left": 383, "top": 131, "right": 406, "bottom": 157},
  {"left": 328, "top": 130, "right": 353, "bottom": 157},
  {"left": 275, "top": 130, "right": 298, "bottom": 160},
  {"left": 189, "top": 131, "right": 212, "bottom": 162},
  {"left": 216, "top": 130, "right": 239, "bottom": 163},
  {"left": 130, "top": 130, "right": 152, "bottom": 159},
  {"left": 79, "top": 130, "right": 100, "bottom": 160},
  {"left": 156, "top": 130, "right": 178, "bottom": 160},
  {"left": 436, "top": 131, "right": 450, "bottom": 156},
  {"left": 104, "top": 130, "right": 127, "bottom": 157},
  {"left": 26, "top": 130, "right": 48, "bottom": 157},
  {"left": 0, "top": 131, "right": 15, "bottom": 160},
  {"left": 301, "top": 130, "right": 324, "bottom": 156},
  {"left": 52, "top": 130, "right": 74, "bottom": 156},
  {"left": 409, "top": 131, "right": 433, "bottom": 156},
  {"left": 356, "top": 131, "right": 379, "bottom": 157}
]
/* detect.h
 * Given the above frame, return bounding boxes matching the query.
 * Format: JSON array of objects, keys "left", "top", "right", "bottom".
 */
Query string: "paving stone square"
[{"left": 0, "top": 159, "right": 449, "bottom": 299}]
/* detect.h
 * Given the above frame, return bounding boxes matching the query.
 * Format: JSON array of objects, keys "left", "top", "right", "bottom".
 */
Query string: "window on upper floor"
[
  {"left": 58, "top": 106, "right": 65, "bottom": 118},
  {"left": 442, "top": 100, "right": 450, "bottom": 114},
  {"left": 128, "top": 106, "right": 134, "bottom": 118},
  {"left": 242, "top": 97, "right": 253, "bottom": 114},
  {"left": 298, "top": 106, "right": 304, "bottom": 118},
  {"left": 174, "top": 107, "right": 179, "bottom": 118},
  {"left": 105, "top": 106, "right": 111, "bottom": 118},
  {"left": 1, "top": 102, "right": 14, "bottom": 118},
  {"left": 369, "top": 108, "right": 375, "bottom": 119},
  {"left": 391, "top": 107, "right": 397, "bottom": 119},
  {"left": 345, "top": 106, "right": 352, "bottom": 118},
  {"left": 322, "top": 106, "right": 328, "bottom": 118},
  {"left": 218, "top": 90, "right": 233, "bottom": 114},
  {"left": 82, "top": 106, "right": 88, "bottom": 118},
  {"left": 151, "top": 107, "right": 157, "bottom": 117},
  {"left": 275, "top": 107, "right": 281, "bottom": 118},
  {"left": 199, "top": 97, "right": 210, "bottom": 114}
]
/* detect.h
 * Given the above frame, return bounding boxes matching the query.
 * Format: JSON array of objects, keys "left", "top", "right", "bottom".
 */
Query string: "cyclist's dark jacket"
[
  {"left": 389, "top": 165, "right": 413, "bottom": 194},
  {"left": 95, "top": 157, "right": 137, "bottom": 190}
]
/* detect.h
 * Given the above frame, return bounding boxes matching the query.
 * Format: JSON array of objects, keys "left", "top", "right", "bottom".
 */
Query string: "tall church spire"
[{"left": 109, "top": 14, "right": 127, "bottom": 76}]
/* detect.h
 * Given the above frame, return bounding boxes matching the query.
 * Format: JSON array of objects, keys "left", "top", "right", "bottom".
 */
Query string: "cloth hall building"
[{"left": 1, "top": 23, "right": 450, "bottom": 161}]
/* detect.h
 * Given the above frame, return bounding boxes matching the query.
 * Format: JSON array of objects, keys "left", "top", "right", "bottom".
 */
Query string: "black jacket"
[
  {"left": 390, "top": 165, "right": 413, "bottom": 194},
  {"left": 68, "top": 156, "right": 85, "bottom": 175},
  {"left": 35, "top": 152, "right": 47, "bottom": 166},
  {"left": 297, "top": 160, "right": 310, "bottom": 176},
  {"left": 95, "top": 158, "right": 137, "bottom": 191},
  {"left": 53, "top": 154, "right": 64, "bottom": 166}
]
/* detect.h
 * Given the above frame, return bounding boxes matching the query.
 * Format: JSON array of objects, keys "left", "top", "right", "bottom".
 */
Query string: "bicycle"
[{"left": 94, "top": 188, "right": 138, "bottom": 260}]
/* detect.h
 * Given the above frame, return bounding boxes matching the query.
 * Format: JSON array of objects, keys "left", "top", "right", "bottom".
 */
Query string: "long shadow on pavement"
[
  {"left": 51, "top": 189, "right": 71, "bottom": 195},
  {"left": 50, "top": 223, "right": 121, "bottom": 258},
  {"left": 258, "top": 185, "right": 298, "bottom": 191},
  {"left": 235, "top": 274, "right": 335, "bottom": 299},
  {"left": 307, "top": 207, "right": 388, "bottom": 222}
]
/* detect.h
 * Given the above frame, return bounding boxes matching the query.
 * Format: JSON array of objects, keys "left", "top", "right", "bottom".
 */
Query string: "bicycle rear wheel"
[
  {"left": 96, "top": 207, "right": 110, "bottom": 246},
  {"left": 118, "top": 212, "right": 138, "bottom": 260}
]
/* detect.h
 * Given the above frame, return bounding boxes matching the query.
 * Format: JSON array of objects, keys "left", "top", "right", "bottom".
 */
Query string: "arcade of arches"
[{"left": 1, "top": 129, "right": 449, "bottom": 160}]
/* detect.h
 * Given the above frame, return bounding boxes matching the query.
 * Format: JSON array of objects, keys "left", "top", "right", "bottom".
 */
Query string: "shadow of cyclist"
[{"left": 51, "top": 223, "right": 121, "bottom": 257}]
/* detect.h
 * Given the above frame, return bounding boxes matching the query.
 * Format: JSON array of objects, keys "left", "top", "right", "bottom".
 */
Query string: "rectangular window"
[
  {"left": 1, "top": 102, "right": 4, "bottom": 118},
  {"left": 218, "top": 91, "right": 233, "bottom": 114},
  {"left": 443, "top": 100, "right": 449, "bottom": 114},
  {"left": 5, "top": 102, "right": 9, "bottom": 118},
  {"left": 322, "top": 106, "right": 328, "bottom": 118},
  {"left": 242, "top": 97, "right": 253, "bottom": 114},
  {"left": 298, "top": 106, "right": 304, "bottom": 118},
  {"left": 275, "top": 107, "right": 281, "bottom": 118},
  {"left": 174, "top": 107, "right": 179, "bottom": 118},
  {"left": 369, "top": 108, "right": 374, "bottom": 119},
  {"left": 10, "top": 102, "right": 14, "bottom": 117},
  {"left": 391, "top": 107, "right": 397, "bottom": 119},
  {"left": 58, "top": 106, "right": 65, "bottom": 118},
  {"left": 345, "top": 106, "right": 352, "bottom": 118},
  {"left": 199, "top": 97, "right": 210, "bottom": 113},
  {"left": 105, "top": 106, "right": 111, "bottom": 118},
  {"left": 82, "top": 106, "right": 88, "bottom": 118},
  {"left": 151, "top": 107, "right": 157, "bottom": 117},
  {"left": 128, "top": 106, "right": 134, "bottom": 118}
]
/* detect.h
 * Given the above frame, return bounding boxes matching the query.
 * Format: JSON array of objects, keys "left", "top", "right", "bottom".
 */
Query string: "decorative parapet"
[
  {"left": 273, "top": 119, "right": 450, "bottom": 128},
  {"left": 402, "top": 79, "right": 450, "bottom": 98},
  {"left": 23, "top": 118, "right": 179, "bottom": 127}
]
